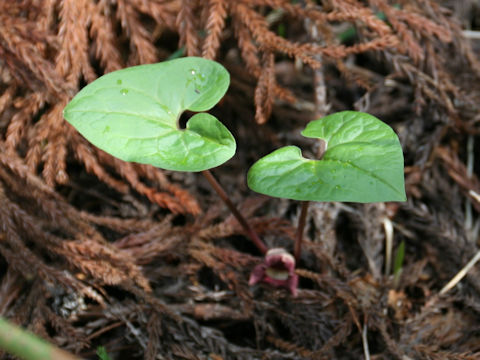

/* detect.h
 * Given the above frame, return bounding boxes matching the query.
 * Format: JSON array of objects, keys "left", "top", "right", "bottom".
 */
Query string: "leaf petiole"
[
  {"left": 202, "top": 170, "right": 267, "bottom": 254},
  {"left": 294, "top": 201, "right": 309, "bottom": 261}
]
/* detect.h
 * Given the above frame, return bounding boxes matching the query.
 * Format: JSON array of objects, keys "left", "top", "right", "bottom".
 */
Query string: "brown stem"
[
  {"left": 202, "top": 170, "right": 267, "bottom": 254},
  {"left": 294, "top": 201, "right": 310, "bottom": 261},
  {"left": 293, "top": 139, "right": 323, "bottom": 261}
]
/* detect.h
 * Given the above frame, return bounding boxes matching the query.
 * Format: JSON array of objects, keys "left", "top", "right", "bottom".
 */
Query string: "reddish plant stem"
[
  {"left": 202, "top": 170, "right": 268, "bottom": 254},
  {"left": 292, "top": 139, "right": 323, "bottom": 261},
  {"left": 294, "top": 201, "right": 310, "bottom": 261}
]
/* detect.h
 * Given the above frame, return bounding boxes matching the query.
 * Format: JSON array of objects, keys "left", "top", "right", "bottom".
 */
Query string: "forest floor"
[{"left": 1, "top": 1, "right": 480, "bottom": 359}]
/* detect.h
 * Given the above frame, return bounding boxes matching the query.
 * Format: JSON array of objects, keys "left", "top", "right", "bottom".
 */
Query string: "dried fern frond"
[
  {"left": 0, "top": 143, "right": 151, "bottom": 300},
  {"left": 254, "top": 52, "right": 275, "bottom": 124},
  {"left": 5, "top": 92, "right": 46, "bottom": 150},
  {"left": 0, "top": 14, "right": 64, "bottom": 94},
  {"left": 55, "top": 0, "right": 95, "bottom": 88},
  {"left": 90, "top": 0, "right": 123, "bottom": 73},
  {"left": 202, "top": 0, "right": 228, "bottom": 60},
  {"left": 0, "top": 0, "right": 200, "bottom": 214},
  {"left": 177, "top": 0, "right": 201, "bottom": 56},
  {"left": 117, "top": 0, "right": 158, "bottom": 65},
  {"left": 1, "top": 0, "right": 468, "bottom": 215}
]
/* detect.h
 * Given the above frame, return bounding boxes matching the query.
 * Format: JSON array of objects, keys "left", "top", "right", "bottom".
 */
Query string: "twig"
[
  {"left": 463, "top": 30, "right": 480, "bottom": 40},
  {"left": 202, "top": 170, "right": 267, "bottom": 254},
  {"left": 383, "top": 217, "right": 394, "bottom": 276},
  {"left": 465, "top": 135, "right": 474, "bottom": 231},
  {"left": 304, "top": 9, "right": 329, "bottom": 118},
  {"left": 440, "top": 249, "right": 480, "bottom": 295},
  {"left": 362, "top": 320, "right": 371, "bottom": 360},
  {"left": 470, "top": 190, "right": 480, "bottom": 203}
]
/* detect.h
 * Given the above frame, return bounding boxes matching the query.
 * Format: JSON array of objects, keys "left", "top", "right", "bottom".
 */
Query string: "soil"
[{"left": 1, "top": 1, "right": 480, "bottom": 359}]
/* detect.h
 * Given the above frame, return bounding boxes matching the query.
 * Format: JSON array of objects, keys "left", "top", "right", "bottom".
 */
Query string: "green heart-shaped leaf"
[
  {"left": 63, "top": 57, "right": 235, "bottom": 171},
  {"left": 247, "top": 111, "right": 406, "bottom": 202}
]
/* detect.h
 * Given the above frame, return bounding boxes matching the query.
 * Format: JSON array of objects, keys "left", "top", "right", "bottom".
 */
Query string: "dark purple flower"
[{"left": 249, "top": 248, "right": 298, "bottom": 296}]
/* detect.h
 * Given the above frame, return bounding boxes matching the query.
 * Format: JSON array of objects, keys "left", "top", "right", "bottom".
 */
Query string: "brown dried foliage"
[
  {"left": 1, "top": 0, "right": 199, "bottom": 215},
  {"left": 202, "top": 0, "right": 228, "bottom": 60},
  {"left": 2, "top": 0, "right": 469, "bottom": 194},
  {"left": 1, "top": 0, "right": 480, "bottom": 359},
  {"left": 0, "top": 144, "right": 150, "bottom": 292}
]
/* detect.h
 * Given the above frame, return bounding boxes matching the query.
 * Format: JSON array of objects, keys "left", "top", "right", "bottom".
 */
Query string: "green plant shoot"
[
  {"left": 63, "top": 57, "right": 235, "bottom": 172},
  {"left": 393, "top": 240, "right": 405, "bottom": 287},
  {"left": 96, "top": 346, "right": 112, "bottom": 360},
  {"left": 248, "top": 111, "right": 406, "bottom": 203},
  {"left": 64, "top": 57, "right": 269, "bottom": 256}
]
